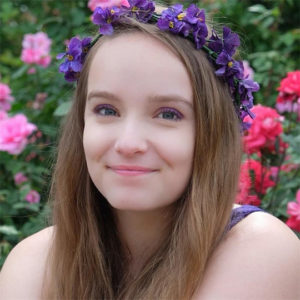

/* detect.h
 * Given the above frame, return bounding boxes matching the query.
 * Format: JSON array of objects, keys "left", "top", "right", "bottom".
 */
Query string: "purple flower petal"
[
  {"left": 208, "top": 30, "right": 223, "bottom": 53},
  {"left": 65, "top": 71, "right": 78, "bottom": 82},
  {"left": 56, "top": 52, "right": 66, "bottom": 59},
  {"left": 70, "top": 60, "right": 82, "bottom": 72},
  {"left": 100, "top": 23, "right": 114, "bottom": 35},
  {"left": 157, "top": 18, "right": 170, "bottom": 30},
  {"left": 223, "top": 26, "right": 240, "bottom": 57},
  {"left": 128, "top": 0, "right": 155, "bottom": 22},
  {"left": 59, "top": 61, "right": 69, "bottom": 73},
  {"left": 215, "top": 66, "right": 226, "bottom": 76}
]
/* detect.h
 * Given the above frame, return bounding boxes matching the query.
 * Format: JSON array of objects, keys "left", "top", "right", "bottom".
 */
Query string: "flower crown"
[{"left": 57, "top": 0, "right": 259, "bottom": 130}]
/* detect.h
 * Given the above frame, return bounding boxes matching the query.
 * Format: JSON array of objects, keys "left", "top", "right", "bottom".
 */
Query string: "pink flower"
[
  {"left": 21, "top": 32, "right": 52, "bottom": 68},
  {"left": 0, "top": 83, "right": 14, "bottom": 111},
  {"left": 236, "top": 159, "right": 276, "bottom": 206},
  {"left": 14, "top": 172, "right": 28, "bottom": 185},
  {"left": 0, "top": 114, "right": 37, "bottom": 155},
  {"left": 276, "top": 101, "right": 298, "bottom": 114},
  {"left": 25, "top": 190, "right": 40, "bottom": 204},
  {"left": 88, "top": 0, "right": 130, "bottom": 11},
  {"left": 0, "top": 110, "right": 8, "bottom": 121},
  {"left": 243, "top": 104, "right": 288, "bottom": 154},
  {"left": 242, "top": 60, "right": 254, "bottom": 80},
  {"left": 32, "top": 92, "right": 47, "bottom": 110},
  {"left": 277, "top": 70, "right": 300, "bottom": 103},
  {"left": 286, "top": 190, "right": 300, "bottom": 232},
  {"left": 27, "top": 67, "right": 36, "bottom": 74},
  {"left": 22, "top": 32, "right": 51, "bottom": 52}
]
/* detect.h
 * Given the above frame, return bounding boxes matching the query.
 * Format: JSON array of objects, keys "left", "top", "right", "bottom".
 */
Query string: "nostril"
[{"left": 114, "top": 137, "right": 148, "bottom": 156}]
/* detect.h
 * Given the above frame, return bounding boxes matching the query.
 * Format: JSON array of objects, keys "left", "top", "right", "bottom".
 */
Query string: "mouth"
[{"left": 107, "top": 165, "right": 158, "bottom": 176}]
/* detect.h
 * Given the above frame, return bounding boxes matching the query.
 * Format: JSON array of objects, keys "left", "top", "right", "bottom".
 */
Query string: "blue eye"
[
  {"left": 157, "top": 108, "right": 183, "bottom": 121},
  {"left": 94, "top": 104, "right": 117, "bottom": 116}
]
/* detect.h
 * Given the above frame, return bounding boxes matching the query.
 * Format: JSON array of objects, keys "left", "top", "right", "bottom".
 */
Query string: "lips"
[{"left": 108, "top": 165, "right": 157, "bottom": 176}]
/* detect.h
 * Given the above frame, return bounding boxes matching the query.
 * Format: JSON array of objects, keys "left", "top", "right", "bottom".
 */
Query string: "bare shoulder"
[
  {"left": 193, "top": 211, "right": 300, "bottom": 300},
  {"left": 0, "top": 226, "right": 54, "bottom": 300}
]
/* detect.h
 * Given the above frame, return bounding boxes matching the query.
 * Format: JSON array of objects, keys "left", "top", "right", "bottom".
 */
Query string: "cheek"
[
  {"left": 83, "top": 121, "right": 111, "bottom": 161},
  {"left": 156, "top": 127, "right": 195, "bottom": 170}
]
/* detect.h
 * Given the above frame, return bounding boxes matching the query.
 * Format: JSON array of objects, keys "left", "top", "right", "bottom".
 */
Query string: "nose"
[{"left": 114, "top": 120, "right": 148, "bottom": 156}]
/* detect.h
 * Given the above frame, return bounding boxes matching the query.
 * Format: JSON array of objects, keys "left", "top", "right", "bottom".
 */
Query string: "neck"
[{"left": 113, "top": 206, "right": 174, "bottom": 275}]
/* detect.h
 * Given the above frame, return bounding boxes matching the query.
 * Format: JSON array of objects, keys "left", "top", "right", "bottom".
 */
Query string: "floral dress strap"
[{"left": 227, "top": 205, "right": 265, "bottom": 232}]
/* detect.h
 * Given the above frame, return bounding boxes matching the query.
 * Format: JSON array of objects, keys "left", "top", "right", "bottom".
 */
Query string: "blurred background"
[{"left": 0, "top": 0, "right": 299, "bottom": 267}]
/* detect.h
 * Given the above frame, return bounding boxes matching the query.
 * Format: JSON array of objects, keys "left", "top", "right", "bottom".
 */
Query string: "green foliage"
[
  {"left": 187, "top": 0, "right": 300, "bottom": 107},
  {"left": 0, "top": 0, "right": 93, "bottom": 267}
]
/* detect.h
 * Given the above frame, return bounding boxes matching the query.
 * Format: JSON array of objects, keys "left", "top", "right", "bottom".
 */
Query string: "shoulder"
[
  {"left": 0, "top": 226, "right": 54, "bottom": 300},
  {"left": 193, "top": 210, "right": 300, "bottom": 300}
]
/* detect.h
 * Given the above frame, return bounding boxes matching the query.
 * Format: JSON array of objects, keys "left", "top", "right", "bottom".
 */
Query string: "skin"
[
  {"left": 0, "top": 35, "right": 300, "bottom": 300},
  {"left": 83, "top": 33, "right": 195, "bottom": 270}
]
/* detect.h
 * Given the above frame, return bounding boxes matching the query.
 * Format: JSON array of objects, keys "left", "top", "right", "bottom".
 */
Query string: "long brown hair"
[{"left": 42, "top": 18, "right": 242, "bottom": 300}]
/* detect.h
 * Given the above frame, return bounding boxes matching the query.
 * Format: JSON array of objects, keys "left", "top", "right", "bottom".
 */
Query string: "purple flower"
[
  {"left": 237, "top": 78, "right": 260, "bottom": 127},
  {"left": 239, "top": 78, "right": 260, "bottom": 104},
  {"left": 57, "top": 37, "right": 92, "bottom": 82},
  {"left": 92, "top": 6, "right": 123, "bottom": 35},
  {"left": 185, "top": 4, "right": 205, "bottom": 25},
  {"left": 128, "top": 0, "right": 155, "bottom": 22},
  {"left": 222, "top": 26, "right": 240, "bottom": 57},
  {"left": 57, "top": 37, "right": 83, "bottom": 73},
  {"left": 184, "top": 4, "right": 208, "bottom": 49},
  {"left": 64, "top": 70, "right": 80, "bottom": 82},
  {"left": 157, "top": 4, "right": 191, "bottom": 37},
  {"left": 208, "top": 30, "right": 223, "bottom": 54},
  {"left": 215, "top": 52, "right": 244, "bottom": 80},
  {"left": 238, "top": 78, "right": 259, "bottom": 114},
  {"left": 208, "top": 26, "right": 240, "bottom": 57},
  {"left": 80, "top": 37, "right": 92, "bottom": 58},
  {"left": 193, "top": 22, "right": 208, "bottom": 49}
]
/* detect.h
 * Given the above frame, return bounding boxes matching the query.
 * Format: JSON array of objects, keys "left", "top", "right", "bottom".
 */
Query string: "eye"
[
  {"left": 156, "top": 107, "right": 183, "bottom": 121},
  {"left": 94, "top": 104, "right": 118, "bottom": 116}
]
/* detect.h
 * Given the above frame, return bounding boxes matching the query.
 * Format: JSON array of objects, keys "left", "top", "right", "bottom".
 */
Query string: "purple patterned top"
[{"left": 227, "top": 204, "right": 265, "bottom": 231}]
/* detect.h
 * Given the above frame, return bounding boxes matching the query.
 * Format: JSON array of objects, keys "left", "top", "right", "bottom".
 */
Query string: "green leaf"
[
  {"left": 0, "top": 225, "right": 19, "bottom": 236},
  {"left": 248, "top": 4, "right": 267, "bottom": 14},
  {"left": 11, "top": 65, "right": 29, "bottom": 80},
  {"left": 53, "top": 101, "right": 72, "bottom": 116}
]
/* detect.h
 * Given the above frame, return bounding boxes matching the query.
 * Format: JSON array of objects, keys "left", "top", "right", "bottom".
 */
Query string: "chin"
[{"left": 107, "top": 196, "right": 171, "bottom": 212}]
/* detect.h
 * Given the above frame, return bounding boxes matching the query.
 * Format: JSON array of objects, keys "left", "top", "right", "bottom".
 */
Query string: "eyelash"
[
  {"left": 93, "top": 104, "right": 117, "bottom": 116},
  {"left": 93, "top": 104, "right": 183, "bottom": 121}
]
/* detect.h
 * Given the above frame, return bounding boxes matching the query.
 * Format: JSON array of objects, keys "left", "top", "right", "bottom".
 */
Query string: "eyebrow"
[{"left": 87, "top": 90, "right": 193, "bottom": 109}]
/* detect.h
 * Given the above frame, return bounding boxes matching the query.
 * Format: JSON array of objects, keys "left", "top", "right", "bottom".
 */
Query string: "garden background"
[{"left": 0, "top": 0, "right": 300, "bottom": 267}]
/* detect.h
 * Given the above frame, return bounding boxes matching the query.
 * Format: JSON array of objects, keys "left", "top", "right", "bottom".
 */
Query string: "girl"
[{"left": 0, "top": 2, "right": 299, "bottom": 299}]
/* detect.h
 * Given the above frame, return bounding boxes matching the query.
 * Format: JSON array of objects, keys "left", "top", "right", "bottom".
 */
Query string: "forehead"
[{"left": 87, "top": 32, "right": 193, "bottom": 101}]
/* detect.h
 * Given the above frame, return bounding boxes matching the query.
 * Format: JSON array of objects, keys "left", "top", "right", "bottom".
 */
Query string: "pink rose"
[
  {"left": 88, "top": 0, "right": 130, "bottom": 11},
  {"left": 286, "top": 190, "right": 300, "bottom": 232},
  {"left": 236, "top": 159, "right": 276, "bottom": 206},
  {"left": 0, "top": 83, "right": 14, "bottom": 111},
  {"left": 21, "top": 32, "right": 52, "bottom": 68},
  {"left": 277, "top": 70, "right": 300, "bottom": 103},
  {"left": 0, "top": 114, "right": 37, "bottom": 155},
  {"left": 243, "top": 104, "right": 288, "bottom": 154},
  {"left": 242, "top": 60, "right": 254, "bottom": 80},
  {"left": 27, "top": 67, "right": 36, "bottom": 74},
  {"left": 14, "top": 172, "right": 28, "bottom": 185},
  {"left": 22, "top": 32, "right": 51, "bottom": 54},
  {"left": 0, "top": 110, "right": 8, "bottom": 121},
  {"left": 25, "top": 190, "right": 40, "bottom": 204}
]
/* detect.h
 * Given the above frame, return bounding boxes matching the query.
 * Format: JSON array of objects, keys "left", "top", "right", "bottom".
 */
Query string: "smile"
[{"left": 108, "top": 165, "right": 157, "bottom": 176}]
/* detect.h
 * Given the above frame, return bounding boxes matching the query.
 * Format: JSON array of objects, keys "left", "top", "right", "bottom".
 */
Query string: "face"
[{"left": 83, "top": 32, "right": 195, "bottom": 212}]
